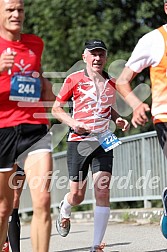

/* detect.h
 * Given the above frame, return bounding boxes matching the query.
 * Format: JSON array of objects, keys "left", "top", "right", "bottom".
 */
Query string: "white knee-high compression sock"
[
  {"left": 93, "top": 206, "right": 110, "bottom": 247},
  {"left": 61, "top": 193, "right": 72, "bottom": 218}
]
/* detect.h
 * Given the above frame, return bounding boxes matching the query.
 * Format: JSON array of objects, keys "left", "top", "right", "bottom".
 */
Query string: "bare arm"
[
  {"left": 41, "top": 77, "right": 56, "bottom": 101},
  {"left": 116, "top": 67, "right": 141, "bottom": 108},
  {"left": 40, "top": 76, "right": 56, "bottom": 113},
  {"left": 116, "top": 66, "right": 150, "bottom": 128},
  {"left": 111, "top": 105, "right": 130, "bottom": 132},
  {"left": 52, "top": 100, "right": 91, "bottom": 135}
]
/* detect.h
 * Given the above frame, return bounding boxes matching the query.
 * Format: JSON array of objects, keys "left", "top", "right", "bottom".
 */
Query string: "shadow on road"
[
  {"left": 55, "top": 242, "right": 131, "bottom": 252},
  {"left": 20, "top": 230, "right": 86, "bottom": 241},
  {"left": 146, "top": 250, "right": 167, "bottom": 252}
]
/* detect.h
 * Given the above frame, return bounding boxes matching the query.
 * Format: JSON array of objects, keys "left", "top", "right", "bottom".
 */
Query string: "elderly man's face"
[
  {"left": 83, "top": 48, "right": 107, "bottom": 74},
  {"left": 0, "top": 0, "right": 24, "bottom": 34}
]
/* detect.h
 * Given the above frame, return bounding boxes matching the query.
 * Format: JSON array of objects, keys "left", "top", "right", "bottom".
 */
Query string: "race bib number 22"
[{"left": 98, "top": 130, "right": 122, "bottom": 152}]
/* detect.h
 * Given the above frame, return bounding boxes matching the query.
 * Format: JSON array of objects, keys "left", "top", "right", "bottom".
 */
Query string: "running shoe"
[
  {"left": 160, "top": 187, "right": 167, "bottom": 239},
  {"left": 2, "top": 242, "right": 9, "bottom": 252},
  {"left": 56, "top": 200, "right": 70, "bottom": 237},
  {"left": 90, "top": 243, "right": 105, "bottom": 252}
]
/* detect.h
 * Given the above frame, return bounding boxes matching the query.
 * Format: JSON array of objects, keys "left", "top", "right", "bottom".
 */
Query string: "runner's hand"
[
  {"left": 132, "top": 103, "right": 150, "bottom": 128},
  {"left": 73, "top": 123, "right": 91, "bottom": 135},
  {"left": 115, "top": 117, "right": 130, "bottom": 132},
  {"left": 0, "top": 49, "right": 16, "bottom": 73}
]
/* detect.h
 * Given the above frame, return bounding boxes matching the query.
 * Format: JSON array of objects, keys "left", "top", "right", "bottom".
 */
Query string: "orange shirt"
[{"left": 150, "top": 26, "right": 167, "bottom": 124}]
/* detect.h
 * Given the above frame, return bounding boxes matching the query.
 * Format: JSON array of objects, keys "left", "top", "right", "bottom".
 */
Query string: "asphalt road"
[{"left": 19, "top": 219, "right": 167, "bottom": 252}]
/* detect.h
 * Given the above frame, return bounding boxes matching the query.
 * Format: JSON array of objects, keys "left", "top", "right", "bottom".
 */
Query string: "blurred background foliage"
[{"left": 23, "top": 0, "right": 166, "bottom": 151}]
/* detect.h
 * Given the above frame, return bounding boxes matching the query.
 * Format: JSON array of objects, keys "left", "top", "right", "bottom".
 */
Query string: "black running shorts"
[
  {"left": 154, "top": 122, "right": 167, "bottom": 158},
  {"left": 0, "top": 124, "right": 52, "bottom": 171},
  {"left": 67, "top": 141, "right": 113, "bottom": 182}
]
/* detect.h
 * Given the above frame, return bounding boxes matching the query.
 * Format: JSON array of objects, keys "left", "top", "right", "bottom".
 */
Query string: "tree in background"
[
  {"left": 24, "top": 0, "right": 165, "bottom": 70},
  {"left": 23, "top": 0, "right": 166, "bottom": 149}
]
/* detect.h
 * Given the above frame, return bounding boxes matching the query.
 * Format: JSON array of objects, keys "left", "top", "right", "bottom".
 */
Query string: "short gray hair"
[{"left": 83, "top": 48, "right": 108, "bottom": 57}]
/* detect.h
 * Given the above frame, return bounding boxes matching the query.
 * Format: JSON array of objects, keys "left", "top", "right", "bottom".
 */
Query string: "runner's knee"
[
  {"left": 71, "top": 192, "right": 85, "bottom": 205},
  {"left": 33, "top": 192, "right": 51, "bottom": 214},
  {"left": 0, "top": 201, "right": 13, "bottom": 219},
  {"left": 95, "top": 187, "right": 110, "bottom": 201}
]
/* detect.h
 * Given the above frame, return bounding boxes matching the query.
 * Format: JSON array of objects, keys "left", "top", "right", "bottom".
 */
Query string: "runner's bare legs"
[
  {"left": 24, "top": 152, "right": 52, "bottom": 252},
  {"left": 0, "top": 170, "right": 15, "bottom": 251}
]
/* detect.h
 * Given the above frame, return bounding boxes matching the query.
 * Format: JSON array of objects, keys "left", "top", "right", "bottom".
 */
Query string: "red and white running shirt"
[{"left": 56, "top": 69, "right": 116, "bottom": 141}]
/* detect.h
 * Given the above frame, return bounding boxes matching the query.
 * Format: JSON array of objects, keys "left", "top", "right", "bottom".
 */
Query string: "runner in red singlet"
[{"left": 0, "top": 0, "right": 55, "bottom": 252}]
